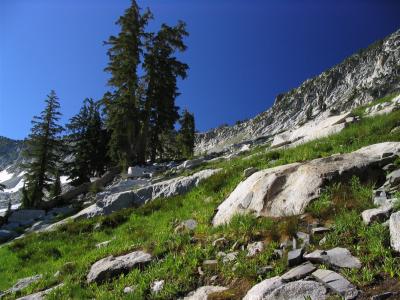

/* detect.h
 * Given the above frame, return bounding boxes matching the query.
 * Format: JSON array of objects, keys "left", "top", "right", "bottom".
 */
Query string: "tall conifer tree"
[
  {"left": 23, "top": 90, "right": 64, "bottom": 208},
  {"left": 104, "top": 1, "right": 152, "bottom": 168}
]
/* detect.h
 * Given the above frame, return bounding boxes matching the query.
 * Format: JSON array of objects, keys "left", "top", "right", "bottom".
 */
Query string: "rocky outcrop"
[
  {"left": 16, "top": 283, "right": 64, "bottom": 300},
  {"left": 196, "top": 29, "right": 400, "bottom": 154},
  {"left": 87, "top": 251, "right": 152, "bottom": 284},
  {"left": 75, "top": 169, "right": 221, "bottom": 219},
  {"left": 212, "top": 142, "right": 399, "bottom": 225}
]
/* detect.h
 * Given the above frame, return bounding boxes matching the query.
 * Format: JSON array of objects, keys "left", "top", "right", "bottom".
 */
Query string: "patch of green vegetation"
[
  {"left": 0, "top": 109, "right": 399, "bottom": 299},
  {"left": 352, "top": 92, "right": 399, "bottom": 117}
]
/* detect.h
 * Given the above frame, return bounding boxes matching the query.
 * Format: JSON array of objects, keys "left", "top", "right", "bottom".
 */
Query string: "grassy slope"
[{"left": 0, "top": 106, "right": 399, "bottom": 299}]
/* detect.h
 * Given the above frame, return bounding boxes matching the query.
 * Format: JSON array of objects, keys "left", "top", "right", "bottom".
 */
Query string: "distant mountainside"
[
  {"left": 0, "top": 136, "right": 24, "bottom": 170},
  {"left": 195, "top": 29, "right": 400, "bottom": 154}
]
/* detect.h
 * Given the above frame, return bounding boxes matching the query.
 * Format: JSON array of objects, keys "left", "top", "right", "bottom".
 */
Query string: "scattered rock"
[
  {"left": 96, "top": 240, "right": 112, "bottom": 249},
  {"left": 319, "top": 237, "right": 327, "bottom": 246},
  {"left": 222, "top": 252, "right": 238, "bottom": 264},
  {"left": 362, "top": 204, "right": 393, "bottom": 225},
  {"left": 389, "top": 212, "right": 400, "bottom": 252},
  {"left": 311, "top": 227, "right": 331, "bottom": 235},
  {"left": 203, "top": 260, "right": 218, "bottom": 268},
  {"left": 8, "top": 274, "right": 42, "bottom": 293},
  {"left": 16, "top": 283, "right": 64, "bottom": 300},
  {"left": 212, "top": 237, "right": 227, "bottom": 247},
  {"left": 273, "top": 249, "right": 283, "bottom": 258},
  {"left": 281, "top": 262, "right": 316, "bottom": 282},
  {"left": 123, "top": 286, "right": 135, "bottom": 294},
  {"left": 304, "top": 247, "right": 361, "bottom": 269},
  {"left": 87, "top": 251, "right": 152, "bottom": 284},
  {"left": 182, "top": 286, "right": 228, "bottom": 300},
  {"left": 312, "top": 269, "right": 358, "bottom": 299},
  {"left": 288, "top": 248, "right": 304, "bottom": 267},
  {"left": 247, "top": 241, "right": 264, "bottom": 257},
  {"left": 212, "top": 143, "right": 400, "bottom": 225},
  {"left": 150, "top": 280, "right": 165, "bottom": 294},
  {"left": 177, "top": 158, "right": 205, "bottom": 170},
  {"left": 243, "top": 167, "right": 258, "bottom": 178},
  {"left": 264, "top": 280, "right": 327, "bottom": 300},
  {"left": 243, "top": 276, "right": 283, "bottom": 300},
  {"left": 175, "top": 219, "right": 197, "bottom": 233}
]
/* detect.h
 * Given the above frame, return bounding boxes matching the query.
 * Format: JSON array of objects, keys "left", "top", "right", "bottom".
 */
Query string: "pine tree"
[
  {"left": 104, "top": 1, "right": 152, "bottom": 167},
  {"left": 143, "top": 22, "right": 189, "bottom": 162},
  {"left": 178, "top": 109, "right": 195, "bottom": 158},
  {"left": 66, "top": 98, "right": 108, "bottom": 185},
  {"left": 23, "top": 90, "right": 64, "bottom": 208}
]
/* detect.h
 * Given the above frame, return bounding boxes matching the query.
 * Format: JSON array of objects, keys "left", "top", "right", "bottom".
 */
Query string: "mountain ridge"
[{"left": 195, "top": 28, "right": 400, "bottom": 154}]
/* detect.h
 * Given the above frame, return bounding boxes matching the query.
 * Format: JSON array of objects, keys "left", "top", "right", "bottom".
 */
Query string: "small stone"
[
  {"left": 288, "top": 248, "right": 304, "bottom": 267},
  {"left": 197, "top": 267, "right": 204, "bottom": 276},
  {"left": 312, "top": 269, "right": 358, "bottom": 299},
  {"left": 319, "top": 236, "right": 327, "bottom": 246},
  {"left": 212, "top": 237, "right": 227, "bottom": 247},
  {"left": 383, "top": 164, "right": 396, "bottom": 172},
  {"left": 362, "top": 204, "right": 393, "bottom": 225},
  {"left": 203, "top": 260, "right": 218, "bottom": 268},
  {"left": 53, "top": 271, "right": 60, "bottom": 278},
  {"left": 311, "top": 227, "right": 330, "bottom": 235},
  {"left": 281, "top": 262, "right": 316, "bottom": 282},
  {"left": 304, "top": 247, "right": 361, "bottom": 269},
  {"left": 124, "top": 286, "right": 135, "bottom": 294},
  {"left": 96, "top": 240, "right": 111, "bottom": 249},
  {"left": 175, "top": 219, "right": 197, "bottom": 233},
  {"left": 389, "top": 212, "right": 400, "bottom": 252},
  {"left": 150, "top": 280, "right": 164, "bottom": 294},
  {"left": 247, "top": 241, "right": 264, "bottom": 257},
  {"left": 222, "top": 252, "right": 238, "bottom": 264},
  {"left": 210, "top": 275, "right": 218, "bottom": 282}
]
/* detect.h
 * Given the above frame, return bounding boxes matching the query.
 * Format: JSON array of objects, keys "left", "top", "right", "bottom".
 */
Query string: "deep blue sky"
[{"left": 1, "top": 0, "right": 400, "bottom": 140}]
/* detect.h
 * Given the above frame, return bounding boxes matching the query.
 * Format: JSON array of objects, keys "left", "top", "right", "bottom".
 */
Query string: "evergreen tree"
[
  {"left": 178, "top": 109, "right": 195, "bottom": 158},
  {"left": 143, "top": 22, "right": 189, "bottom": 162},
  {"left": 66, "top": 98, "right": 108, "bottom": 185},
  {"left": 104, "top": 1, "right": 152, "bottom": 167},
  {"left": 23, "top": 90, "right": 64, "bottom": 208}
]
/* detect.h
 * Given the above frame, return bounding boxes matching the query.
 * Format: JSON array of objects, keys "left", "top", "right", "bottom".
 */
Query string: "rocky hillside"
[{"left": 195, "top": 29, "right": 400, "bottom": 154}]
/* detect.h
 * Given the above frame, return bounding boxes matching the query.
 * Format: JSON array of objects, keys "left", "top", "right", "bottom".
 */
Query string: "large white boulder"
[
  {"left": 75, "top": 169, "right": 221, "bottom": 219},
  {"left": 213, "top": 142, "right": 400, "bottom": 226}
]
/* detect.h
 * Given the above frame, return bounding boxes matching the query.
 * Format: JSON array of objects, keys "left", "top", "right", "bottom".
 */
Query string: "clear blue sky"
[{"left": 1, "top": 0, "right": 399, "bottom": 140}]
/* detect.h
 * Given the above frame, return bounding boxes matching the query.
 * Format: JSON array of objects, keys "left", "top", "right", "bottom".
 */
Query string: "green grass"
[{"left": 0, "top": 109, "right": 399, "bottom": 299}]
